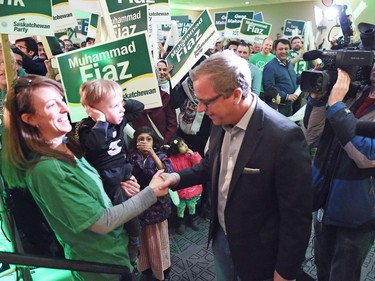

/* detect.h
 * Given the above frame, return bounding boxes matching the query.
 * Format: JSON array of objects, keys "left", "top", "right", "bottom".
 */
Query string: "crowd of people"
[{"left": 0, "top": 28, "right": 375, "bottom": 281}]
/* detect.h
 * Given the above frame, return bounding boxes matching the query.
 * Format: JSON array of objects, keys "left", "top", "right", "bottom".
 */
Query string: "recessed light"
[{"left": 245, "top": 1, "right": 249, "bottom": 4}]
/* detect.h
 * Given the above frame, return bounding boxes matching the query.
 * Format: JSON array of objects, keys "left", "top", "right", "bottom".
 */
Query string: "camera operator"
[{"left": 303, "top": 63, "right": 375, "bottom": 281}]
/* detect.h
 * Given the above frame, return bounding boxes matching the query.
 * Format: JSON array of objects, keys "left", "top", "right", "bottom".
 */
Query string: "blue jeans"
[
  {"left": 314, "top": 213, "right": 375, "bottom": 281},
  {"left": 212, "top": 226, "right": 273, "bottom": 281},
  {"left": 212, "top": 225, "right": 240, "bottom": 281}
]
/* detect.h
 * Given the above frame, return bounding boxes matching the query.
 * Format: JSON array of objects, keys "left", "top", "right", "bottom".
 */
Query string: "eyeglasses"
[{"left": 198, "top": 94, "right": 222, "bottom": 108}]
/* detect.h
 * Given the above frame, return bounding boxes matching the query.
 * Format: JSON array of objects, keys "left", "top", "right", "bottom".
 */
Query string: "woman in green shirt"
[{"left": 1, "top": 75, "right": 169, "bottom": 281}]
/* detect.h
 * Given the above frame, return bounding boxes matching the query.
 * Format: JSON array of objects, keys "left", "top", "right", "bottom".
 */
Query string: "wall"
[{"left": 171, "top": 0, "right": 374, "bottom": 48}]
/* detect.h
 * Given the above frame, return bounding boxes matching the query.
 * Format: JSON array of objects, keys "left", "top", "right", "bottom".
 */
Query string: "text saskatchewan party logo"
[{"left": 0, "top": 0, "right": 53, "bottom": 36}]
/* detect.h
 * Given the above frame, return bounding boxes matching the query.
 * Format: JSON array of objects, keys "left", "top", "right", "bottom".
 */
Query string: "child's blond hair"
[{"left": 79, "top": 79, "right": 122, "bottom": 107}]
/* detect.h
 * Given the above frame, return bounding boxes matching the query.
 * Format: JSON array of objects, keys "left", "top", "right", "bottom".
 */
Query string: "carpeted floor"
[
  {"left": 167, "top": 216, "right": 375, "bottom": 281},
  {"left": 168, "top": 217, "right": 215, "bottom": 281}
]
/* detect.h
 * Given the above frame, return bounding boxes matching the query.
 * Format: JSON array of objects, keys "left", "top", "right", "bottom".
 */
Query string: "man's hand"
[
  {"left": 288, "top": 93, "right": 299, "bottom": 103},
  {"left": 328, "top": 68, "right": 351, "bottom": 106},
  {"left": 160, "top": 172, "right": 180, "bottom": 187}
]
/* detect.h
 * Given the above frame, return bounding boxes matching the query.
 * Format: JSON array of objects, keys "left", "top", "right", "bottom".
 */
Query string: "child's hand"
[
  {"left": 137, "top": 141, "right": 155, "bottom": 155},
  {"left": 85, "top": 105, "right": 106, "bottom": 122},
  {"left": 186, "top": 149, "right": 194, "bottom": 156}
]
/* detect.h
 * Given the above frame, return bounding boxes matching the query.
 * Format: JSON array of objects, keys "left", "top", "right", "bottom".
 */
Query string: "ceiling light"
[{"left": 245, "top": 1, "right": 249, "bottom": 4}]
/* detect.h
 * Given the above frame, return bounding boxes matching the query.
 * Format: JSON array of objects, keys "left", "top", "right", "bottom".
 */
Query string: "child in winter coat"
[
  {"left": 128, "top": 126, "right": 173, "bottom": 281},
  {"left": 168, "top": 136, "right": 203, "bottom": 234}
]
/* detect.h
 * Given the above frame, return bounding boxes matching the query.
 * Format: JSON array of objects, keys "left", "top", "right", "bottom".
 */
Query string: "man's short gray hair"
[{"left": 190, "top": 50, "right": 252, "bottom": 98}]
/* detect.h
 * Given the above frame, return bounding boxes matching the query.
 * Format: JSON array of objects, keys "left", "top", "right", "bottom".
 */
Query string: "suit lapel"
[{"left": 209, "top": 127, "right": 225, "bottom": 198}]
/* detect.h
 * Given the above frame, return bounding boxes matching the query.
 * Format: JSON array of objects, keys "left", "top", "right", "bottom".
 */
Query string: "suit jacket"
[{"left": 175, "top": 96, "right": 313, "bottom": 281}]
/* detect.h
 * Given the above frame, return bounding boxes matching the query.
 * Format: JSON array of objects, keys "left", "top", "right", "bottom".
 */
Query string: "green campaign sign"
[
  {"left": 87, "top": 13, "right": 99, "bottom": 38},
  {"left": 106, "top": 0, "right": 170, "bottom": 24},
  {"left": 57, "top": 32, "right": 161, "bottom": 122},
  {"left": 214, "top": 12, "right": 227, "bottom": 37},
  {"left": 283, "top": 19, "right": 305, "bottom": 36},
  {"left": 110, "top": 4, "right": 148, "bottom": 38},
  {"left": 224, "top": 11, "right": 253, "bottom": 38},
  {"left": 52, "top": 0, "right": 77, "bottom": 30},
  {"left": 0, "top": 0, "right": 54, "bottom": 36},
  {"left": 239, "top": 18, "right": 272, "bottom": 44},
  {"left": 166, "top": 9, "right": 219, "bottom": 88},
  {"left": 161, "top": 16, "right": 191, "bottom": 37}
]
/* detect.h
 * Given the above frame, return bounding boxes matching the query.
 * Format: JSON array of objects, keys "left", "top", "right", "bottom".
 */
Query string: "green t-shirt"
[
  {"left": 250, "top": 52, "right": 275, "bottom": 72},
  {"left": 26, "top": 157, "right": 131, "bottom": 281},
  {"left": 250, "top": 53, "right": 275, "bottom": 93},
  {"left": 288, "top": 50, "right": 309, "bottom": 76}
]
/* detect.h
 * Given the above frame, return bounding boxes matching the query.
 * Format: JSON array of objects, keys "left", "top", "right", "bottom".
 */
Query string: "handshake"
[
  {"left": 149, "top": 170, "right": 179, "bottom": 197},
  {"left": 120, "top": 170, "right": 179, "bottom": 198}
]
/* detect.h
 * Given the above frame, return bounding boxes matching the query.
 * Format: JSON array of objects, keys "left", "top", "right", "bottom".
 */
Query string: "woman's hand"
[
  {"left": 120, "top": 176, "right": 140, "bottom": 197},
  {"left": 149, "top": 170, "right": 169, "bottom": 197}
]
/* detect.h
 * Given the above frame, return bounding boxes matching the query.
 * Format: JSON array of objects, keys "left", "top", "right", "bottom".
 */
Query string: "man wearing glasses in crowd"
[{"left": 162, "top": 50, "right": 313, "bottom": 281}]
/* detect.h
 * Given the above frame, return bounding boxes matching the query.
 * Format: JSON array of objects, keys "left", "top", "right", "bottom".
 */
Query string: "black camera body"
[{"left": 300, "top": 49, "right": 374, "bottom": 95}]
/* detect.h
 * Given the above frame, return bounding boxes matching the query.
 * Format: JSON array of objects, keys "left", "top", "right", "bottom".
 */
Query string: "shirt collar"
[
  {"left": 223, "top": 94, "right": 257, "bottom": 132},
  {"left": 276, "top": 56, "right": 289, "bottom": 66}
]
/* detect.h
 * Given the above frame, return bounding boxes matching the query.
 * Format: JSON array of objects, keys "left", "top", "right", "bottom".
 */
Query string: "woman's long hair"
[{"left": 2, "top": 75, "right": 82, "bottom": 187}]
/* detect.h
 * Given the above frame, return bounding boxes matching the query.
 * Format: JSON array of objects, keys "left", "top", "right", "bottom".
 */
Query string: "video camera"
[
  {"left": 300, "top": 49, "right": 374, "bottom": 95},
  {"left": 300, "top": 21, "right": 375, "bottom": 95}
]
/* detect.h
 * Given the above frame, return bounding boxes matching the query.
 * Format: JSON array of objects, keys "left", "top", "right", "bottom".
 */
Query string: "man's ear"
[
  {"left": 233, "top": 87, "right": 243, "bottom": 103},
  {"left": 21, "top": 113, "right": 37, "bottom": 127}
]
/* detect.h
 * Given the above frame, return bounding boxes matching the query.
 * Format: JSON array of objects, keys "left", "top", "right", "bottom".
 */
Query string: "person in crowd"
[
  {"left": 128, "top": 126, "right": 173, "bottom": 281},
  {"left": 289, "top": 36, "right": 308, "bottom": 74},
  {"left": 263, "top": 38, "right": 298, "bottom": 117},
  {"left": 253, "top": 42, "right": 261, "bottom": 54},
  {"left": 248, "top": 42, "right": 254, "bottom": 54},
  {"left": 37, "top": 42, "right": 48, "bottom": 60},
  {"left": 161, "top": 50, "right": 313, "bottom": 281},
  {"left": 263, "top": 86, "right": 281, "bottom": 111},
  {"left": 304, "top": 64, "right": 375, "bottom": 281},
  {"left": 212, "top": 38, "right": 223, "bottom": 54},
  {"left": 250, "top": 37, "right": 275, "bottom": 71},
  {"left": 250, "top": 37, "right": 275, "bottom": 98},
  {"left": 224, "top": 40, "right": 239, "bottom": 52},
  {"left": 155, "top": 59, "right": 173, "bottom": 94},
  {"left": 169, "top": 55, "right": 212, "bottom": 219},
  {"left": 168, "top": 136, "right": 202, "bottom": 235},
  {"left": 78, "top": 79, "right": 145, "bottom": 269},
  {"left": 86, "top": 37, "right": 96, "bottom": 47},
  {"left": 58, "top": 39, "right": 65, "bottom": 52},
  {"left": 235, "top": 42, "right": 262, "bottom": 96},
  {"left": 132, "top": 87, "right": 177, "bottom": 145},
  {"left": 10, "top": 45, "right": 27, "bottom": 77},
  {"left": 63, "top": 39, "right": 75, "bottom": 52},
  {"left": 14, "top": 37, "right": 47, "bottom": 75},
  {"left": 1, "top": 74, "right": 170, "bottom": 281},
  {"left": 276, "top": 33, "right": 283, "bottom": 40},
  {"left": 289, "top": 36, "right": 316, "bottom": 112}
]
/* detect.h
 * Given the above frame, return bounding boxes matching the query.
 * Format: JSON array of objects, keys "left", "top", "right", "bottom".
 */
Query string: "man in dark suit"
[{"left": 162, "top": 50, "right": 313, "bottom": 281}]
